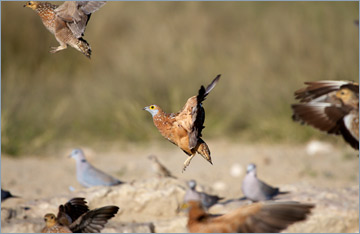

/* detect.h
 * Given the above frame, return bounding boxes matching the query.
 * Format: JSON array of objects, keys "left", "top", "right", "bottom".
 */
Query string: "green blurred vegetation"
[{"left": 1, "top": 2, "right": 359, "bottom": 156}]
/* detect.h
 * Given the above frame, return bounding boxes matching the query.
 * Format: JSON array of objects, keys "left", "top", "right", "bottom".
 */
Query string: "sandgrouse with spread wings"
[
  {"left": 186, "top": 200, "right": 314, "bottom": 233},
  {"left": 144, "top": 75, "right": 221, "bottom": 172},
  {"left": 24, "top": 1, "right": 106, "bottom": 58},
  {"left": 41, "top": 197, "right": 119, "bottom": 233},
  {"left": 292, "top": 80, "right": 359, "bottom": 150}
]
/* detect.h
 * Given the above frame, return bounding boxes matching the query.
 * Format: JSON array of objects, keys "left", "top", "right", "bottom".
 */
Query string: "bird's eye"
[{"left": 150, "top": 105, "right": 155, "bottom": 110}]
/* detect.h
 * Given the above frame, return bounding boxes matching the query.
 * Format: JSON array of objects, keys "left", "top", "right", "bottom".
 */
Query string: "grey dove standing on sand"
[
  {"left": 69, "top": 149, "right": 123, "bottom": 187},
  {"left": 184, "top": 180, "right": 224, "bottom": 210},
  {"left": 147, "top": 155, "right": 177, "bottom": 179},
  {"left": 242, "top": 163, "right": 285, "bottom": 202}
]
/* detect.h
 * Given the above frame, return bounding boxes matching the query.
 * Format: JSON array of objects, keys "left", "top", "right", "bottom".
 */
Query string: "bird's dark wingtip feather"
[{"left": 204, "top": 74, "right": 221, "bottom": 96}]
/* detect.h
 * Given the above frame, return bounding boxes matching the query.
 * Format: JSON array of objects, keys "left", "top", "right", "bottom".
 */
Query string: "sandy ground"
[{"left": 1, "top": 140, "right": 358, "bottom": 202}]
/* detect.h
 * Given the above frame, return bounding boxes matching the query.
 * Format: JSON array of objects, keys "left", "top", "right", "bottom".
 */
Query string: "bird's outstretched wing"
[
  {"left": 176, "top": 75, "right": 221, "bottom": 149},
  {"left": 55, "top": 1, "right": 106, "bottom": 38},
  {"left": 69, "top": 206, "right": 119, "bottom": 233},
  {"left": 292, "top": 80, "right": 359, "bottom": 149},
  {"left": 57, "top": 197, "right": 89, "bottom": 226},
  {"left": 294, "top": 80, "right": 358, "bottom": 103},
  {"left": 188, "top": 201, "right": 314, "bottom": 233}
]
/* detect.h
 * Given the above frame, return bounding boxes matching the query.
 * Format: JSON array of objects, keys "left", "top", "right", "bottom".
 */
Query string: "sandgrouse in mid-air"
[
  {"left": 144, "top": 75, "right": 221, "bottom": 172},
  {"left": 41, "top": 197, "right": 119, "bottom": 233},
  {"left": 24, "top": 1, "right": 106, "bottom": 58},
  {"left": 292, "top": 80, "right": 359, "bottom": 150}
]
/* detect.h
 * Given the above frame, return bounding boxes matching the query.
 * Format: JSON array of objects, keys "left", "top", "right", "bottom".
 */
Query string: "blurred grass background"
[{"left": 1, "top": 1, "right": 358, "bottom": 156}]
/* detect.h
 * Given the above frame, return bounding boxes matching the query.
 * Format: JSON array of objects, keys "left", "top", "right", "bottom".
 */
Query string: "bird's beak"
[{"left": 180, "top": 202, "right": 190, "bottom": 211}]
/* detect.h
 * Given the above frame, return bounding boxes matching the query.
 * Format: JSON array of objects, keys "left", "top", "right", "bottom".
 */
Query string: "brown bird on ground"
[
  {"left": 292, "top": 80, "right": 359, "bottom": 150},
  {"left": 41, "top": 197, "right": 119, "bottom": 233},
  {"left": 24, "top": 1, "right": 106, "bottom": 58},
  {"left": 186, "top": 200, "right": 314, "bottom": 233},
  {"left": 147, "top": 155, "right": 177, "bottom": 179},
  {"left": 143, "top": 75, "right": 221, "bottom": 172}
]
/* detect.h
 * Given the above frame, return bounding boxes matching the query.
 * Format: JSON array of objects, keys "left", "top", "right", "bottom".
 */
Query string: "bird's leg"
[
  {"left": 182, "top": 155, "right": 195, "bottom": 173},
  {"left": 50, "top": 42, "right": 67, "bottom": 53}
]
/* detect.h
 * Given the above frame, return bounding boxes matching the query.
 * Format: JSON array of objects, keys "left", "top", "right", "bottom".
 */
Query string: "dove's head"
[
  {"left": 44, "top": 213, "right": 57, "bottom": 227},
  {"left": 69, "top": 149, "right": 86, "bottom": 162},
  {"left": 24, "top": 1, "right": 39, "bottom": 10},
  {"left": 143, "top": 105, "right": 161, "bottom": 117},
  {"left": 246, "top": 163, "right": 257, "bottom": 174},
  {"left": 188, "top": 180, "right": 197, "bottom": 190}
]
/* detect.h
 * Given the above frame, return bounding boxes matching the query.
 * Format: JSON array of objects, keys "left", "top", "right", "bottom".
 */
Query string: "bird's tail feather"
[
  {"left": 76, "top": 38, "right": 92, "bottom": 59},
  {"left": 196, "top": 139, "right": 212, "bottom": 165}
]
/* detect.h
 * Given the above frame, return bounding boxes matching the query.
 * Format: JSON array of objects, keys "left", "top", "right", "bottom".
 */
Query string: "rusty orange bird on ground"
[
  {"left": 144, "top": 75, "right": 221, "bottom": 172},
  {"left": 292, "top": 80, "right": 359, "bottom": 150},
  {"left": 41, "top": 197, "right": 119, "bottom": 233},
  {"left": 186, "top": 200, "right": 314, "bottom": 233},
  {"left": 24, "top": 1, "right": 106, "bottom": 58}
]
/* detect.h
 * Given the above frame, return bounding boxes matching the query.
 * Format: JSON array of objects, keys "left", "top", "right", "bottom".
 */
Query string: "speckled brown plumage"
[
  {"left": 144, "top": 75, "right": 221, "bottom": 172},
  {"left": 42, "top": 214, "right": 72, "bottom": 233},
  {"left": 40, "top": 197, "right": 119, "bottom": 233},
  {"left": 292, "top": 80, "right": 359, "bottom": 150},
  {"left": 24, "top": 1, "right": 106, "bottom": 58}
]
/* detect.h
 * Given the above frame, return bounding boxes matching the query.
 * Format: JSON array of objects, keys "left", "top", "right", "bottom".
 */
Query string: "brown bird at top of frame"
[{"left": 24, "top": 1, "right": 106, "bottom": 58}]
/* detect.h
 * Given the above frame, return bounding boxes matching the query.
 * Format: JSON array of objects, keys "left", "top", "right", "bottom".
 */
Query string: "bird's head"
[
  {"left": 69, "top": 148, "right": 86, "bottom": 161},
  {"left": 246, "top": 163, "right": 256, "bottom": 173},
  {"left": 147, "top": 155, "right": 157, "bottom": 161},
  {"left": 336, "top": 88, "right": 358, "bottom": 106},
  {"left": 44, "top": 213, "right": 57, "bottom": 227},
  {"left": 24, "top": 1, "right": 39, "bottom": 10},
  {"left": 188, "top": 180, "right": 197, "bottom": 190},
  {"left": 143, "top": 105, "right": 161, "bottom": 117}
]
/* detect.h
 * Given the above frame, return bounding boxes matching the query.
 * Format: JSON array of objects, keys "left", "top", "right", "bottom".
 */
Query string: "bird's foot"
[
  {"left": 182, "top": 155, "right": 195, "bottom": 173},
  {"left": 49, "top": 45, "right": 67, "bottom": 53},
  {"left": 49, "top": 47, "right": 59, "bottom": 53}
]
